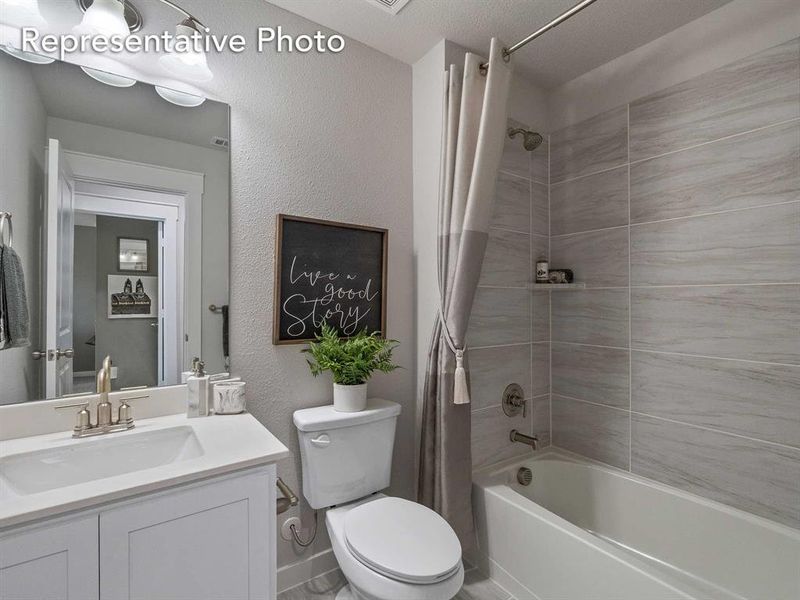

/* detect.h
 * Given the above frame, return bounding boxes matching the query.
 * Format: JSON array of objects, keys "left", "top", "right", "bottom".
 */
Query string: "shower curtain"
[{"left": 418, "top": 39, "right": 512, "bottom": 548}]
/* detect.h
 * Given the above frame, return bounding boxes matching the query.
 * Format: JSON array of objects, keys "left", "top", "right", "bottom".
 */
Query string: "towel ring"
[{"left": 0, "top": 212, "right": 11, "bottom": 249}]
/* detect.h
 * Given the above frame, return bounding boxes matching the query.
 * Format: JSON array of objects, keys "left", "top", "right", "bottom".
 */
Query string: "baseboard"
[{"left": 277, "top": 548, "right": 339, "bottom": 593}]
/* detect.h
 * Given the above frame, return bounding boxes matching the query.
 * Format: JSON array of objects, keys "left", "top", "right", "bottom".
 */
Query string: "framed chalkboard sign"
[{"left": 273, "top": 214, "right": 388, "bottom": 345}]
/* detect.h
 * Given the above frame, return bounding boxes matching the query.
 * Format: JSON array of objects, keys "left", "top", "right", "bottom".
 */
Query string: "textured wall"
[
  {"left": 0, "top": 53, "right": 45, "bottom": 404},
  {"left": 468, "top": 119, "right": 551, "bottom": 470},
  {"left": 548, "top": 38, "right": 800, "bottom": 528}
]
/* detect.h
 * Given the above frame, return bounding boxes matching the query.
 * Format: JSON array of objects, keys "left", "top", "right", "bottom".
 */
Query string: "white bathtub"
[{"left": 472, "top": 449, "right": 800, "bottom": 600}]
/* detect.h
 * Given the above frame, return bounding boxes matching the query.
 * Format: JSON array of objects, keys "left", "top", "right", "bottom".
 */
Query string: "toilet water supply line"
[{"left": 276, "top": 477, "right": 318, "bottom": 546}]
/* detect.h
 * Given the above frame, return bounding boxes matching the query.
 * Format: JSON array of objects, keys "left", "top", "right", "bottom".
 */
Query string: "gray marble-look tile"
[
  {"left": 550, "top": 105, "right": 628, "bottom": 183},
  {"left": 632, "top": 351, "right": 800, "bottom": 449},
  {"left": 492, "top": 171, "right": 531, "bottom": 232},
  {"left": 532, "top": 290, "right": 550, "bottom": 342},
  {"left": 552, "top": 342, "right": 630, "bottom": 409},
  {"left": 551, "top": 289, "right": 629, "bottom": 347},
  {"left": 469, "top": 344, "right": 532, "bottom": 411},
  {"left": 468, "top": 287, "right": 531, "bottom": 347},
  {"left": 455, "top": 568, "right": 512, "bottom": 600},
  {"left": 532, "top": 342, "right": 550, "bottom": 397},
  {"left": 531, "top": 136, "right": 549, "bottom": 185},
  {"left": 552, "top": 395, "right": 630, "bottom": 469},
  {"left": 631, "top": 285, "right": 800, "bottom": 364},
  {"left": 480, "top": 228, "right": 531, "bottom": 288},
  {"left": 532, "top": 394, "right": 551, "bottom": 448},
  {"left": 472, "top": 403, "right": 533, "bottom": 470},
  {"left": 631, "top": 202, "right": 800, "bottom": 286},
  {"left": 531, "top": 182, "right": 549, "bottom": 236},
  {"left": 630, "top": 39, "right": 800, "bottom": 161},
  {"left": 551, "top": 165, "right": 629, "bottom": 235},
  {"left": 551, "top": 227, "right": 630, "bottom": 288},
  {"left": 500, "top": 118, "right": 532, "bottom": 179},
  {"left": 631, "top": 414, "right": 800, "bottom": 529},
  {"left": 278, "top": 569, "right": 347, "bottom": 600},
  {"left": 630, "top": 120, "right": 800, "bottom": 223}
]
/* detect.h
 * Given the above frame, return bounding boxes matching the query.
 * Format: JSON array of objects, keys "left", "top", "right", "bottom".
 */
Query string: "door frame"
[
  {"left": 62, "top": 150, "right": 204, "bottom": 382},
  {"left": 74, "top": 192, "right": 180, "bottom": 387}
]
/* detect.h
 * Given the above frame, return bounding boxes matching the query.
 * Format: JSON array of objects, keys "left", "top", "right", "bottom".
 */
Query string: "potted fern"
[{"left": 304, "top": 323, "right": 400, "bottom": 412}]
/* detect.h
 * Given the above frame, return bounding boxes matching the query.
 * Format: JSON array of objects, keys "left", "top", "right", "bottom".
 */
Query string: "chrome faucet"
[
  {"left": 510, "top": 429, "right": 538, "bottom": 450},
  {"left": 55, "top": 355, "right": 145, "bottom": 438}
]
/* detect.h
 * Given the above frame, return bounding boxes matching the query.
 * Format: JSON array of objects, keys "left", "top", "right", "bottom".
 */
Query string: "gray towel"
[{"left": 0, "top": 245, "right": 30, "bottom": 349}]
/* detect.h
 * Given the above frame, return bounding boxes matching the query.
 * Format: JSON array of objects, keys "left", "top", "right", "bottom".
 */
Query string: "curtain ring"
[{"left": 0, "top": 213, "right": 12, "bottom": 248}]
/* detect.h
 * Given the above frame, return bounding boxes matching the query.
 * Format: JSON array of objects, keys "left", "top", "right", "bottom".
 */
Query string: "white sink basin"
[{"left": 0, "top": 426, "right": 203, "bottom": 495}]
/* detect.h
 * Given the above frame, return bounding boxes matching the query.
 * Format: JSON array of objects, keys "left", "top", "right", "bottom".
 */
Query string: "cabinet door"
[
  {"left": 0, "top": 515, "right": 99, "bottom": 600},
  {"left": 100, "top": 467, "right": 275, "bottom": 600}
]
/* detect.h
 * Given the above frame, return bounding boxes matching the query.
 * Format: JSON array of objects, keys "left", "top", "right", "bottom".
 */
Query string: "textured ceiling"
[{"left": 265, "top": 0, "right": 734, "bottom": 88}]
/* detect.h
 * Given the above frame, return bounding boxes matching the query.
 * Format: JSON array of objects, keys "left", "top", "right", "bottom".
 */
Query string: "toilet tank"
[{"left": 293, "top": 399, "right": 401, "bottom": 509}]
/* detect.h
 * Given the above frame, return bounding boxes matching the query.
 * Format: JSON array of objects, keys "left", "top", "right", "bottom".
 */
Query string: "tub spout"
[{"left": 510, "top": 429, "right": 538, "bottom": 449}]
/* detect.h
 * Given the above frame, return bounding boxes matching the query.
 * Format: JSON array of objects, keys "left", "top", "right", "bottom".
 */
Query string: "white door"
[
  {"left": 0, "top": 515, "right": 99, "bottom": 600},
  {"left": 45, "top": 139, "right": 76, "bottom": 398},
  {"left": 99, "top": 468, "right": 275, "bottom": 600}
]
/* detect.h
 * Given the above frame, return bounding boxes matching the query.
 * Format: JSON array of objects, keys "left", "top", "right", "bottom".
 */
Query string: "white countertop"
[{"left": 0, "top": 413, "right": 290, "bottom": 530}]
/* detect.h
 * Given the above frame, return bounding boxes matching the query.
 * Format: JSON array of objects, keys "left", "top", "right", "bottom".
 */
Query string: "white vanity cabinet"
[
  {"left": 0, "top": 465, "right": 277, "bottom": 600},
  {"left": 0, "top": 515, "right": 99, "bottom": 600}
]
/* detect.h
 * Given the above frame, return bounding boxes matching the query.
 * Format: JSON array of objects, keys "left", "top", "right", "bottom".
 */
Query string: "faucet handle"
[
  {"left": 116, "top": 394, "right": 148, "bottom": 426},
  {"left": 55, "top": 402, "right": 92, "bottom": 433}
]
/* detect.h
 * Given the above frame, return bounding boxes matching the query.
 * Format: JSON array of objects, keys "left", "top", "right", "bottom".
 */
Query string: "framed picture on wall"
[
  {"left": 108, "top": 275, "right": 159, "bottom": 319},
  {"left": 118, "top": 237, "right": 149, "bottom": 271},
  {"left": 273, "top": 214, "right": 388, "bottom": 345}
]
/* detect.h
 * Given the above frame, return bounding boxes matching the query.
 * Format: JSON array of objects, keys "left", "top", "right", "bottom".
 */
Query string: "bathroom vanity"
[{"left": 0, "top": 395, "right": 289, "bottom": 600}]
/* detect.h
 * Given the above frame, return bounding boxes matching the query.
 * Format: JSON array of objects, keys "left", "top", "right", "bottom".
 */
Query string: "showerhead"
[{"left": 508, "top": 127, "right": 543, "bottom": 151}]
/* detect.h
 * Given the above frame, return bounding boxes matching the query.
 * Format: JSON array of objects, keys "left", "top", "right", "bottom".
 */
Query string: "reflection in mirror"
[{"left": 0, "top": 53, "right": 230, "bottom": 405}]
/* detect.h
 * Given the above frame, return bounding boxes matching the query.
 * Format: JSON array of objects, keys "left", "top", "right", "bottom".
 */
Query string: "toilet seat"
[{"left": 343, "top": 497, "right": 462, "bottom": 584}]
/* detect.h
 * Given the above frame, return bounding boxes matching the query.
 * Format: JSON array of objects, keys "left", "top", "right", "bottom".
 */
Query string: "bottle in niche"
[{"left": 535, "top": 257, "right": 549, "bottom": 283}]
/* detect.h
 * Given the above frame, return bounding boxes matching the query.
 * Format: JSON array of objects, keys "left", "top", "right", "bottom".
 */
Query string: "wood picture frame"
[{"left": 273, "top": 214, "right": 388, "bottom": 345}]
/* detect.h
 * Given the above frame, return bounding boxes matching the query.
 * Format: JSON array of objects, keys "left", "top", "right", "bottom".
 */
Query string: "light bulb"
[
  {"left": 1, "top": 0, "right": 48, "bottom": 29},
  {"left": 74, "top": 0, "right": 129, "bottom": 37},
  {"left": 0, "top": 43, "right": 53, "bottom": 63},
  {"left": 158, "top": 19, "right": 212, "bottom": 83},
  {"left": 81, "top": 66, "right": 136, "bottom": 87},
  {"left": 155, "top": 86, "right": 206, "bottom": 108}
]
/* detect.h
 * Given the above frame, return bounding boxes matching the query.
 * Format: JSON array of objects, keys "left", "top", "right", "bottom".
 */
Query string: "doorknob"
[
  {"left": 31, "top": 350, "right": 47, "bottom": 360},
  {"left": 56, "top": 348, "right": 74, "bottom": 359}
]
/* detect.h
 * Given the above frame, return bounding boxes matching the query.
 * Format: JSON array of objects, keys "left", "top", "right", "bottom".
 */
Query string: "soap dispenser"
[{"left": 187, "top": 360, "right": 210, "bottom": 418}]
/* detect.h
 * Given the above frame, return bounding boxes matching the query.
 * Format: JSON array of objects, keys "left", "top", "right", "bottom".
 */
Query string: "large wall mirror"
[{"left": 0, "top": 51, "right": 230, "bottom": 405}]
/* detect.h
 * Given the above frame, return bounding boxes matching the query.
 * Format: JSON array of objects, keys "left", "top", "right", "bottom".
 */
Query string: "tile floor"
[{"left": 277, "top": 565, "right": 514, "bottom": 600}]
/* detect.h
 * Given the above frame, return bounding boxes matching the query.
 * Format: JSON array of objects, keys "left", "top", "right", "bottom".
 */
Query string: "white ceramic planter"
[{"left": 333, "top": 383, "right": 368, "bottom": 412}]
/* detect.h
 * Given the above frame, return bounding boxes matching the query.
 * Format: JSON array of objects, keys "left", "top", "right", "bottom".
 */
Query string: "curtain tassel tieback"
[{"left": 453, "top": 348, "right": 470, "bottom": 405}]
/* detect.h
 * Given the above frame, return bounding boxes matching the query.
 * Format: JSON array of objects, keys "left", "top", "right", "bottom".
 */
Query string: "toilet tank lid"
[{"left": 293, "top": 398, "right": 400, "bottom": 432}]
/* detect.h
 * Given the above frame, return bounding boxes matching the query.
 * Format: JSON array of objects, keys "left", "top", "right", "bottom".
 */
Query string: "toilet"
[{"left": 293, "top": 399, "right": 464, "bottom": 600}]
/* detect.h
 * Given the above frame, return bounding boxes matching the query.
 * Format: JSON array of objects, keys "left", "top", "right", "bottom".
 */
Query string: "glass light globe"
[
  {"left": 158, "top": 20, "right": 212, "bottom": 83},
  {"left": 74, "top": 0, "right": 129, "bottom": 37},
  {"left": 1, "top": 0, "right": 48, "bottom": 29},
  {"left": 155, "top": 86, "right": 206, "bottom": 108},
  {"left": 81, "top": 66, "right": 136, "bottom": 87}
]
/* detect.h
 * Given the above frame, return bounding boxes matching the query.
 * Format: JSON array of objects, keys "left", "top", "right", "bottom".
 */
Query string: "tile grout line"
[
  {"left": 529, "top": 145, "right": 535, "bottom": 437},
  {"left": 552, "top": 393, "right": 800, "bottom": 452},
  {"left": 627, "top": 101, "right": 633, "bottom": 473},
  {"left": 548, "top": 132, "right": 553, "bottom": 447},
  {"left": 551, "top": 116, "right": 800, "bottom": 186},
  {"left": 550, "top": 198, "right": 800, "bottom": 238},
  {"left": 551, "top": 340, "right": 800, "bottom": 368}
]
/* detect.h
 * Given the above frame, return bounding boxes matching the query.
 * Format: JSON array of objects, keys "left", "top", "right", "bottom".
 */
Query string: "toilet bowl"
[
  {"left": 293, "top": 400, "right": 464, "bottom": 600},
  {"left": 326, "top": 495, "right": 464, "bottom": 600}
]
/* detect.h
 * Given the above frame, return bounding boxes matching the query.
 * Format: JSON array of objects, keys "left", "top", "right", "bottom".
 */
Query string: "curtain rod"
[{"left": 480, "top": 0, "right": 600, "bottom": 72}]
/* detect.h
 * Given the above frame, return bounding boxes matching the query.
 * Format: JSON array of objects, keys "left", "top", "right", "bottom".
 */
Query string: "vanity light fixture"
[
  {"left": 74, "top": 0, "right": 131, "bottom": 37},
  {"left": 158, "top": 17, "right": 213, "bottom": 82},
  {"left": 1, "top": 0, "right": 48, "bottom": 29},
  {"left": 0, "top": 44, "right": 54, "bottom": 64},
  {"left": 155, "top": 85, "right": 206, "bottom": 107},
  {"left": 81, "top": 65, "right": 137, "bottom": 87}
]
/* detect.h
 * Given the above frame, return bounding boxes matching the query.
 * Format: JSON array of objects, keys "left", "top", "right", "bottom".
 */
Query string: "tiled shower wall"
[
  {"left": 468, "top": 118, "right": 551, "bottom": 470},
  {"left": 548, "top": 39, "right": 800, "bottom": 528}
]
